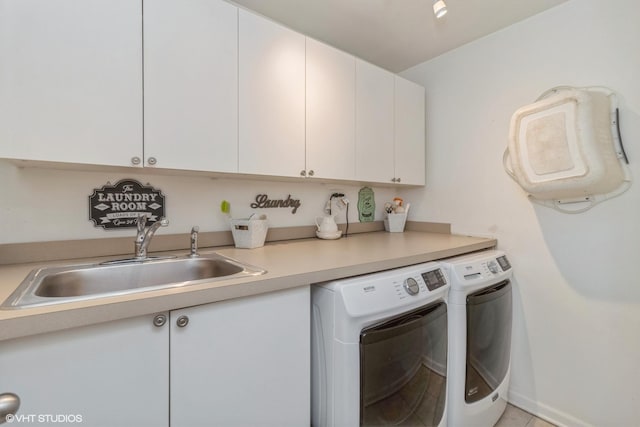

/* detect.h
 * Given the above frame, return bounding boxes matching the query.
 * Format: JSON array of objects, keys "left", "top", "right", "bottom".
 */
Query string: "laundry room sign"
[{"left": 89, "top": 179, "right": 166, "bottom": 230}]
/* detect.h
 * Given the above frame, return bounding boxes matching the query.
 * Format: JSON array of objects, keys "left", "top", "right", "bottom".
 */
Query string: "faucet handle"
[{"left": 190, "top": 226, "right": 200, "bottom": 257}]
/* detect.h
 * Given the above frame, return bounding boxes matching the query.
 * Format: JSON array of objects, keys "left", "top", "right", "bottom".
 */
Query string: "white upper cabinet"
[
  {"left": 143, "top": 0, "right": 238, "bottom": 172},
  {"left": 238, "top": 10, "right": 306, "bottom": 178},
  {"left": 0, "top": 2, "right": 425, "bottom": 185},
  {"left": 355, "top": 60, "right": 395, "bottom": 183},
  {"left": 395, "top": 76, "right": 426, "bottom": 185},
  {"left": 306, "top": 38, "right": 356, "bottom": 181},
  {"left": 0, "top": 0, "right": 142, "bottom": 167}
]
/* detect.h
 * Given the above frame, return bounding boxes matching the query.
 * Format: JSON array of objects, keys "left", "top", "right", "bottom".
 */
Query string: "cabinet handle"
[
  {"left": 131, "top": 156, "right": 141, "bottom": 165},
  {"left": 0, "top": 393, "right": 20, "bottom": 424},
  {"left": 396, "top": 177, "right": 401, "bottom": 183},
  {"left": 308, "top": 170, "right": 315, "bottom": 177},
  {"left": 391, "top": 178, "right": 397, "bottom": 183},
  {"left": 153, "top": 314, "right": 167, "bottom": 327},
  {"left": 147, "top": 157, "right": 158, "bottom": 166},
  {"left": 176, "top": 315, "right": 189, "bottom": 328},
  {"left": 300, "top": 170, "right": 306, "bottom": 177}
]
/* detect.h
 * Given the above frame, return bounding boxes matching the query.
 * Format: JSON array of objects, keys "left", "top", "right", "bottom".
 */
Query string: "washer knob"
[
  {"left": 487, "top": 260, "right": 500, "bottom": 274},
  {"left": 403, "top": 277, "right": 420, "bottom": 296}
]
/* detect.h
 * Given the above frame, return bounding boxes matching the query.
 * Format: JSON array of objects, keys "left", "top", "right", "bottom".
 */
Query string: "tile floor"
[{"left": 495, "top": 404, "right": 556, "bottom": 427}]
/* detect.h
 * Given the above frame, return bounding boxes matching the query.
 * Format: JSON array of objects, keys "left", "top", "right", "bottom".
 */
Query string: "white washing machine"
[
  {"left": 441, "top": 250, "right": 513, "bottom": 427},
  {"left": 311, "top": 262, "right": 450, "bottom": 427}
]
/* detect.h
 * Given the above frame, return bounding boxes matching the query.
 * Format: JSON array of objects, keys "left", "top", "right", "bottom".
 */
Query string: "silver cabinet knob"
[
  {"left": 308, "top": 170, "right": 315, "bottom": 177},
  {"left": 300, "top": 170, "right": 306, "bottom": 177},
  {"left": 176, "top": 315, "right": 189, "bottom": 328},
  {"left": 153, "top": 314, "right": 167, "bottom": 327},
  {"left": 391, "top": 178, "right": 397, "bottom": 182},
  {"left": 131, "top": 156, "right": 141, "bottom": 165},
  {"left": 0, "top": 393, "right": 20, "bottom": 424},
  {"left": 147, "top": 157, "right": 158, "bottom": 166},
  {"left": 396, "top": 177, "right": 401, "bottom": 183}
]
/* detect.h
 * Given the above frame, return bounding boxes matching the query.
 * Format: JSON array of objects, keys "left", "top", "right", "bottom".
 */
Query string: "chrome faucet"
[
  {"left": 135, "top": 214, "right": 169, "bottom": 259},
  {"left": 189, "top": 226, "right": 200, "bottom": 258}
]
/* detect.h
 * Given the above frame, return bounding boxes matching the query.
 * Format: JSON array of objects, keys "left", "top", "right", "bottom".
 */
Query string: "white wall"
[
  {"left": 401, "top": 0, "right": 640, "bottom": 425},
  {"left": 0, "top": 161, "right": 397, "bottom": 244}
]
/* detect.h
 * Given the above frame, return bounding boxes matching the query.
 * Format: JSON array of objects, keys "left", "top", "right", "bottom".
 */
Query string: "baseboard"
[{"left": 507, "top": 389, "right": 592, "bottom": 427}]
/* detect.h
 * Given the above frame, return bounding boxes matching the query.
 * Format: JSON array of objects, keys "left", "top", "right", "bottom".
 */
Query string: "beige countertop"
[{"left": 0, "top": 231, "right": 496, "bottom": 342}]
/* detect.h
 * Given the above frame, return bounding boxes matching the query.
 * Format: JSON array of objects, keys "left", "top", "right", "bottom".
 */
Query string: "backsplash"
[{"left": 0, "top": 160, "right": 399, "bottom": 244}]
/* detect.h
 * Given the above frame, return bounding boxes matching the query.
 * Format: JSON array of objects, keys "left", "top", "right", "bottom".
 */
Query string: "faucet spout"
[{"left": 134, "top": 214, "right": 169, "bottom": 259}]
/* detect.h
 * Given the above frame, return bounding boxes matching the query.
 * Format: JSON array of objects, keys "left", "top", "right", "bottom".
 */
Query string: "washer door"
[
  {"left": 465, "top": 280, "right": 512, "bottom": 403},
  {"left": 360, "top": 302, "right": 447, "bottom": 427}
]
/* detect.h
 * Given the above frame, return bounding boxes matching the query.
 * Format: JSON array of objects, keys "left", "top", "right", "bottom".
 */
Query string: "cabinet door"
[
  {"left": 394, "top": 76, "right": 426, "bottom": 185},
  {"left": 0, "top": 0, "right": 142, "bottom": 167},
  {"left": 306, "top": 38, "right": 356, "bottom": 180},
  {"left": 144, "top": 0, "right": 238, "bottom": 172},
  {"left": 170, "top": 286, "right": 310, "bottom": 427},
  {"left": 355, "top": 59, "right": 395, "bottom": 183},
  {"left": 0, "top": 314, "right": 169, "bottom": 427},
  {"left": 238, "top": 10, "right": 306, "bottom": 178}
]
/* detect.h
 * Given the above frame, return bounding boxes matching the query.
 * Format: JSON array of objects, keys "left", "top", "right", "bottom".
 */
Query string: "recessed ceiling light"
[{"left": 433, "top": 0, "right": 448, "bottom": 19}]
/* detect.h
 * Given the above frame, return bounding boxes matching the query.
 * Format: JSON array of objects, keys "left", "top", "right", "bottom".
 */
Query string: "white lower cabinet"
[
  {"left": 170, "top": 286, "right": 310, "bottom": 427},
  {"left": 0, "top": 314, "right": 169, "bottom": 427},
  {"left": 0, "top": 286, "right": 310, "bottom": 427}
]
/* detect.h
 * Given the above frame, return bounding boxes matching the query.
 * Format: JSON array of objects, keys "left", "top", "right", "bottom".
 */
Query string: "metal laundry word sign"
[
  {"left": 89, "top": 179, "right": 166, "bottom": 229},
  {"left": 250, "top": 194, "right": 301, "bottom": 214}
]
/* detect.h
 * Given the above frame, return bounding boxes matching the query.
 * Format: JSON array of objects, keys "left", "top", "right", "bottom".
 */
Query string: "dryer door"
[{"left": 465, "top": 280, "right": 512, "bottom": 403}]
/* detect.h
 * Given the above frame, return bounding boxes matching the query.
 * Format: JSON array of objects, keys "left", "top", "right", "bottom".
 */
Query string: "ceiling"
[{"left": 230, "top": 0, "right": 569, "bottom": 73}]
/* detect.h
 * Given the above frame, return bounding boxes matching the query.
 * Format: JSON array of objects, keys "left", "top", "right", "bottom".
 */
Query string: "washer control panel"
[
  {"left": 334, "top": 262, "right": 450, "bottom": 317},
  {"left": 421, "top": 269, "right": 447, "bottom": 291},
  {"left": 392, "top": 267, "right": 447, "bottom": 298},
  {"left": 392, "top": 274, "right": 428, "bottom": 299}
]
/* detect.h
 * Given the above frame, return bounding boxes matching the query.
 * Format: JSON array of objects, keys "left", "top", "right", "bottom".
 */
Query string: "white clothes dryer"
[
  {"left": 441, "top": 250, "right": 513, "bottom": 427},
  {"left": 311, "top": 262, "right": 450, "bottom": 427}
]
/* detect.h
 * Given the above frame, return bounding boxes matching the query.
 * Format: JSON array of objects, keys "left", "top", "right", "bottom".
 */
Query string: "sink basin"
[{"left": 2, "top": 253, "right": 266, "bottom": 309}]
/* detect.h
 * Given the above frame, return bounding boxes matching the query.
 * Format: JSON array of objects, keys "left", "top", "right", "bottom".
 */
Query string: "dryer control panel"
[{"left": 443, "top": 250, "right": 513, "bottom": 289}]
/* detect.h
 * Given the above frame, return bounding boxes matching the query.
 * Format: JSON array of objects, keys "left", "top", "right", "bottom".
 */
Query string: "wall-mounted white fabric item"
[{"left": 504, "top": 86, "right": 631, "bottom": 213}]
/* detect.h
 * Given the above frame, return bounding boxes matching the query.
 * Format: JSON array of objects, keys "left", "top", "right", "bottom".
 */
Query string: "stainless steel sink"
[{"left": 1, "top": 253, "right": 266, "bottom": 309}]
